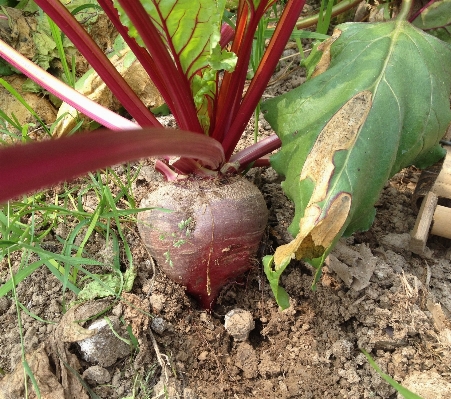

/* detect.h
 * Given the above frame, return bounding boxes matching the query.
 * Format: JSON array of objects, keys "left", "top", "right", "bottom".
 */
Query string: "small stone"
[
  {"left": 199, "top": 312, "right": 215, "bottom": 330},
  {"left": 0, "top": 296, "right": 11, "bottom": 314},
  {"left": 78, "top": 317, "right": 131, "bottom": 367},
  {"left": 82, "top": 365, "right": 111, "bottom": 385},
  {"left": 224, "top": 309, "right": 255, "bottom": 341},
  {"left": 197, "top": 351, "right": 209, "bottom": 361},
  {"left": 112, "top": 302, "right": 123, "bottom": 317},
  {"left": 331, "top": 339, "right": 353, "bottom": 360},
  {"left": 149, "top": 294, "right": 165, "bottom": 313},
  {"left": 151, "top": 317, "right": 167, "bottom": 334}
]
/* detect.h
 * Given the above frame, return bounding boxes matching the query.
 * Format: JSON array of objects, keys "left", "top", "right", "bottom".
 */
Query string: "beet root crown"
[{"left": 138, "top": 177, "right": 268, "bottom": 309}]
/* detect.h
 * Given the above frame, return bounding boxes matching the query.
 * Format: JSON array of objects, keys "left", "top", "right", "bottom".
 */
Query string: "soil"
[
  {"left": 1, "top": 7, "right": 451, "bottom": 399},
  {"left": 2, "top": 155, "right": 451, "bottom": 399}
]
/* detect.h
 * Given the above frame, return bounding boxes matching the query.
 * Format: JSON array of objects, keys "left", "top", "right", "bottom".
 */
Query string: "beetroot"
[{"left": 137, "top": 176, "right": 268, "bottom": 309}]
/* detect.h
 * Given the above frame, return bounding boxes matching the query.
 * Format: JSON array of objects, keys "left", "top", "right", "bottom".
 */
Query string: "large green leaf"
[{"left": 262, "top": 21, "right": 451, "bottom": 307}]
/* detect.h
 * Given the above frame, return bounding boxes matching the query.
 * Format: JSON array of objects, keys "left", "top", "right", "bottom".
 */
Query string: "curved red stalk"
[
  {"left": 409, "top": 0, "right": 436, "bottom": 23},
  {"left": 116, "top": 0, "right": 203, "bottom": 133},
  {"left": 33, "top": 0, "right": 160, "bottom": 128},
  {"left": 0, "top": 39, "right": 138, "bottom": 131},
  {"left": 220, "top": 23, "right": 235, "bottom": 48},
  {"left": 170, "top": 158, "right": 202, "bottom": 175},
  {"left": 222, "top": 0, "right": 306, "bottom": 160},
  {"left": 97, "top": 0, "right": 174, "bottom": 110},
  {"left": 211, "top": 0, "right": 259, "bottom": 141},
  {"left": 251, "top": 156, "right": 271, "bottom": 168},
  {"left": 220, "top": 134, "right": 281, "bottom": 173},
  {"left": 229, "top": 134, "right": 281, "bottom": 166},
  {"left": 0, "top": 129, "right": 225, "bottom": 203},
  {"left": 155, "top": 160, "right": 181, "bottom": 181}
]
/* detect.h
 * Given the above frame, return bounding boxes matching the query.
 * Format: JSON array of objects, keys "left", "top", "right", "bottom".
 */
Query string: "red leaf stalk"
[
  {"left": 0, "top": 39, "right": 139, "bottom": 131},
  {"left": 97, "top": 0, "right": 174, "bottom": 109},
  {"left": 222, "top": 0, "right": 307, "bottom": 160},
  {"left": 0, "top": 129, "right": 224, "bottom": 203},
  {"left": 115, "top": 0, "right": 203, "bottom": 133},
  {"left": 33, "top": 0, "right": 160, "bottom": 128}
]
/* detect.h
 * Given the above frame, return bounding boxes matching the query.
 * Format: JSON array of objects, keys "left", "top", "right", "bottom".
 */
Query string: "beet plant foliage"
[
  {"left": 0, "top": 0, "right": 450, "bottom": 308},
  {"left": 262, "top": 15, "right": 451, "bottom": 308},
  {"left": 0, "top": 0, "right": 303, "bottom": 308}
]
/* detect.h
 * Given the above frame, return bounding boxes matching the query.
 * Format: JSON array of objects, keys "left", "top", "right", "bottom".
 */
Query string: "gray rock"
[
  {"left": 0, "top": 296, "right": 11, "bottom": 314},
  {"left": 82, "top": 365, "right": 111, "bottom": 385},
  {"left": 151, "top": 317, "right": 167, "bottom": 334},
  {"left": 78, "top": 316, "right": 130, "bottom": 367},
  {"left": 399, "top": 371, "right": 451, "bottom": 399}
]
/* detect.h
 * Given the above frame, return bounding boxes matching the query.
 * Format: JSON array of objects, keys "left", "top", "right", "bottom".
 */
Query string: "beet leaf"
[{"left": 262, "top": 20, "right": 451, "bottom": 308}]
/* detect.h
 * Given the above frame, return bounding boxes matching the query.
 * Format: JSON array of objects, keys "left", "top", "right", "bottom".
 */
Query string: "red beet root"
[{"left": 137, "top": 176, "right": 268, "bottom": 309}]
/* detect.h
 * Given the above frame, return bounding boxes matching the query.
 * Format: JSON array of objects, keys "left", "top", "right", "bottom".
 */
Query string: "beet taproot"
[{"left": 137, "top": 176, "right": 268, "bottom": 309}]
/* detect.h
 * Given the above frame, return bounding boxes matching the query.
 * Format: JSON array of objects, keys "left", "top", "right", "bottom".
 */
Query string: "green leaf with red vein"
[
  {"left": 114, "top": 0, "right": 236, "bottom": 80},
  {"left": 0, "top": 128, "right": 224, "bottom": 203},
  {"left": 114, "top": 0, "right": 236, "bottom": 132}
]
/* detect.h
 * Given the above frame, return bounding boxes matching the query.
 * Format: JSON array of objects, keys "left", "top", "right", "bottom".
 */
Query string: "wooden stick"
[{"left": 410, "top": 191, "right": 438, "bottom": 254}]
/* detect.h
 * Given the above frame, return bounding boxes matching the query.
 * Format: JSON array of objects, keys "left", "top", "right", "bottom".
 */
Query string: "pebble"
[
  {"left": 149, "top": 293, "right": 166, "bottom": 313},
  {"left": 151, "top": 317, "right": 167, "bottom": 334},
  {"left": 82, "top": 365, "right": 111, "bottom": 385},
  {"left": 77, "top": 316, "right": 131, "bottom": 367},
  {"left": 0, "top": 296, "right": 11, "bottom": 314},
  {"left": 224, "top": 309, "right": 255, "bottom": 341},
  {"left": 197, "top": 351, "right": 209, "bottom": 361},
  {"left": 399, "top": 371, "right": 451, "bottom": 399}
]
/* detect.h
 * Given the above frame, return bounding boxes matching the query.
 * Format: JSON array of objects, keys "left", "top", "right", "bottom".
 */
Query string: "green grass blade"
[
  {"left": 0, "top": 240, "right": 17, "bottom": 248},
  {"left": 70, "top": 3, "right": 103, "bottom": 15},
  {"left": 43, "top": 259, "right": 80, "bottom": 294},
  {"left": 362, "top": 350, "right": 424, "bottom": 399},
  {"left": 317, "top": 0, "right": 335, "bottom": 34},
  {"left": 264, "top": 29, "right": 329, "bottom": 41},
  {"left": 20, "top": 242, "right": 102, "bottom": 265},
  {"left": 75, "top": 204, "right": 101, "bottom": 258},
  {"left": 104, "top": 185, "right": 133, "bottom": 269},
  {"left": 23, "top": 359, "right": 41, "bottom": 399},
  {"left": 0, "top": 78, "right": 51, "bottom": 136},
  {"left": 63, "top": 219, "right": 91, "bottom": 258},
  {"left": 0, "top": 108, "right": 23, "bottom": 131},
  {"left": 18, "top": 301, "right": 56, "bottom": 324},
  {"left": 108, "top": 228, "right": 121, "bottom": 271},
  {"left": 0, "top": 257, "right": 46, "bottom": 297},
  {"left": 106, "top": 166, "right": 137, "bottom": 209},
  {"left": 125, "top": 323, "right": 140, "bottom": 351},
  {"left": 104, "top": 316, "right": 131, "bottom": 346},
  {"left": 45, "top": 8, "right": 73, "bottom": 82}
]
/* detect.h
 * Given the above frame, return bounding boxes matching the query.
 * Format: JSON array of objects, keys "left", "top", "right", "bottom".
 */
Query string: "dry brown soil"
[{"left": 1, "top": 154, "right": 451, "bottom": 399}]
